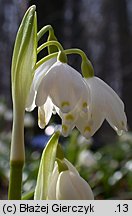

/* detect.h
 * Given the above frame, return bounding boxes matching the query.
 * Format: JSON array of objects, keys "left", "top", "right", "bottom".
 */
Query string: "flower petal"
[
  {"left": 35, "top": 81, "right": 48, "bottom": 106},
  {"left": 62, "top": 123, "right": 75, "bottom": 137},
  {"left": 64, "top": 158, "right": 79, "bottom": 175},
  {"left": 105, "top": 94, "right": 127, "bottom": 135},
  {"left": 26, "top": 57, "right": 56, "bottom": 111},
  {"left": 33, "top": 57, "right": 57, "bottom": 91},
  {"left": 88, "top": 77, "right": 127, "bottom": 135},
  {"left": 47, "top": 159, "right": 79, "bottom": 200},
  {"left": 84, "top": 77, "right": 106, "bottom": 116},
  {"left": 56, "top": 171, "right": 94, "bottom": 200},
  {"left": 59, "top": 108, "right": 78, "bottom": 126},
  {"left": 83, "top": 76, "right": 127, "bottom": 137},
  {"left": 25, "top": 85, "right": 36, "bottom": 111},
  {"left": 75, "top": 78, "right": 105, "bottom": 138},
  {"left": 38, "top": 97, "right": 53, "bottom": 129},
  {"left": 76, "top": 110, "right": 104, "bottom": 139},
  {"left": 47, "top": 61, "right": 86, "bottom": 113},
  {"left": 56, "top": 82, "right": 90, "bottom": 137}
]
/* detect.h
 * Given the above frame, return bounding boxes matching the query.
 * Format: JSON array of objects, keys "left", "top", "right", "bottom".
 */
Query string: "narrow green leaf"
[{"left": 34, "top": 132, "right": 60, "bottom": 200}]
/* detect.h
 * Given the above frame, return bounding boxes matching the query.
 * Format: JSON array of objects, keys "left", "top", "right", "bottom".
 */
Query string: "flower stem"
[
  {"left": 36, "top": 48, "right": 94, "bottom": 77},
  {"left": 37, "top": 41, "right": 64, "bottom": 54},
  {"left": 8, "top": 107, "right": 25, "bottom": 200},
  {"left": 37, "top": 25, "right": 53, "bottom": 41},
  {"left": 65, "top": 49, "right": 94, "bottom": 77},
  {"left": 65, "top": 48, "right": 88, "bottom": 61},
  {"left": 36, "top": 52, "right": 58, "bottom": 68},
  {"left": 8, "top": 161, "right": 24, "bottom": 200}
]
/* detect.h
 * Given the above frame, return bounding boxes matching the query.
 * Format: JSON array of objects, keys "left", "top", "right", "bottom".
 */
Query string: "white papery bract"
[
  {"left": 47, "top": 159, "right": 94, "bottom": 200},
  {"left": 26, "top": 58, "right": 89, "bottom": 129}
]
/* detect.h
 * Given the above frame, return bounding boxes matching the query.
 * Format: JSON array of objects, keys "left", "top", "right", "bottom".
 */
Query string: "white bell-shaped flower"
[
  {"left": 75, "top": 76, "right": 127, "bottom": 138},
  {"left": 26, "top": 57, "right": 89, "bottom": 130},
  {"left": 26, "top": 55, "right": 127, "bottom": 138},
  {"left": 47, "top": 159, "right": 94, "bottom": 200},
  {"left": 59, "top": 76, "right": 127, "bottom": 139},
  {"left": 55, "top": 83, "right": 90, "bottom": 136}
]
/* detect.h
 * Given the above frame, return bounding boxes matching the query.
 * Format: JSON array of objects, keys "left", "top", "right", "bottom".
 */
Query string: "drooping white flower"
[
  {"left": 26, "top": 58, "right": 89, "bottom": 129},
  {"left": 59, "top": 76, "right": 127, "bottom": 138},
  {"left": 76, "top": 76, "right": 127, "bottom": 138},
  {"left": 26, "top": 55, "right": 127, "bottom": 138},
  {"left": 54, "top": 83, "right": 90, "bottom": 136},
  {"left": 47, "top": 159, "right": 94, "bottom": 200}
]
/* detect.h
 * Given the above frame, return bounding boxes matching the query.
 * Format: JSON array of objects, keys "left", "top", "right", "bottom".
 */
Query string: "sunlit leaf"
[{"left": 34, "top": 132, "right": 60, "bottom": 199}]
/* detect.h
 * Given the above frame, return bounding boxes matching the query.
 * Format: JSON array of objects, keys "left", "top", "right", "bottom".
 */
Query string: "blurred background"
[{"left": 0, "top": 0, "right": 132, "bottom": 199}]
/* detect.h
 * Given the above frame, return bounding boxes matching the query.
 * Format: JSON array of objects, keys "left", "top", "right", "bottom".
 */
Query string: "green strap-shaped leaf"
[{"left": 34, "top": 132, "right": 60, "bottom": 200}]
